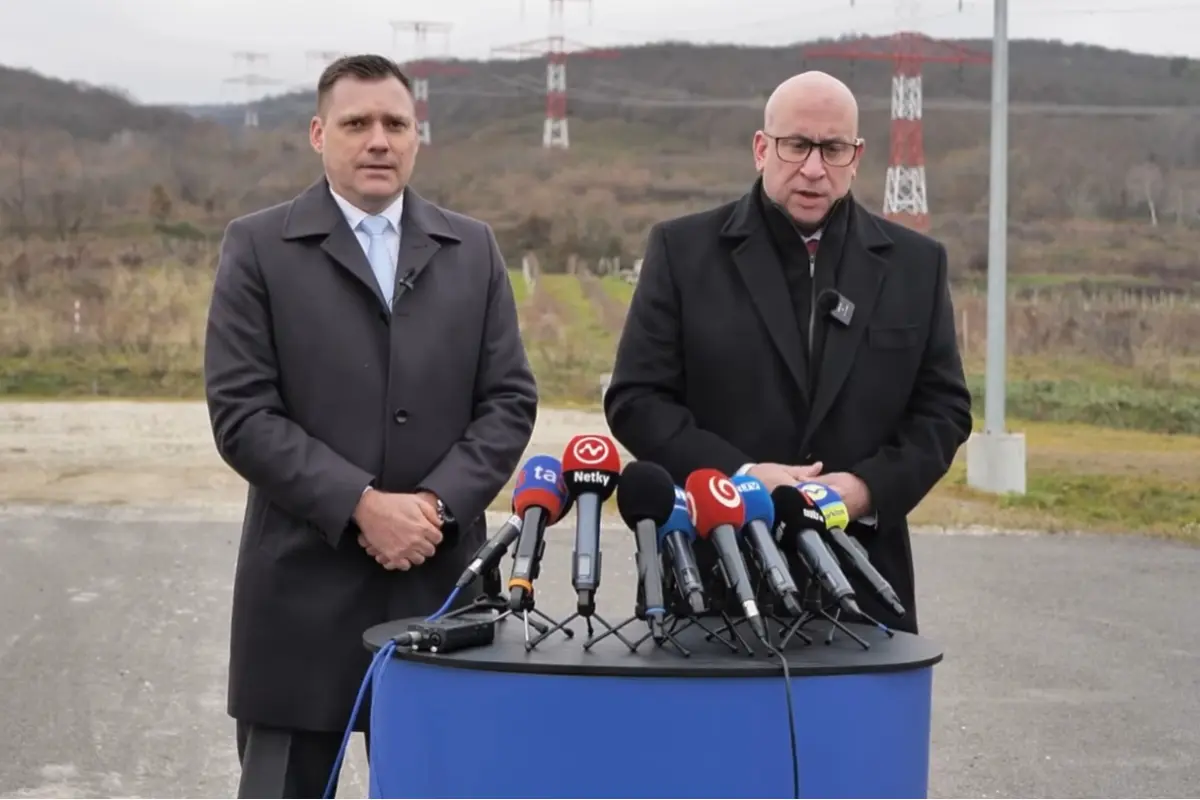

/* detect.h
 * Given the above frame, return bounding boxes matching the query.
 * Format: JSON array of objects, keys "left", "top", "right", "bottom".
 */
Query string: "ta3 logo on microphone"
[
  {"left": 709, "top": 476, "right": 741, "bottom": 509},
  {"left": 570, "top": 435, "right": 611, "bottom": 465}
]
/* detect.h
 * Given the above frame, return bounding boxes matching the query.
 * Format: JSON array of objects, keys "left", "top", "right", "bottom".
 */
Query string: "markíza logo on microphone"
[
  {"left": 802, "top": 506, "right": 824, "bottom": 525},
  {"left": 709, "top": 476, "right": 740, "bottom": 508},
  {"left": 570, "top": 470, "right": 613, "bottom": 487},
  {"left": 570, "top": 435, "right": 611, "bottom": 465}
]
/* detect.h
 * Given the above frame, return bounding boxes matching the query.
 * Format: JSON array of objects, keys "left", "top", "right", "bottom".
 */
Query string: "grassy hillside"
[{"left": 1, "top": 40, "right": 1199, "bottom": 537}]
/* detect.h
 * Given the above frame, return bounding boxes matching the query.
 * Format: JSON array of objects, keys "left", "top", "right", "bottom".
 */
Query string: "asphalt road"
[{"left": 1, "top": 504, "right": 1197, "bottom": 799}]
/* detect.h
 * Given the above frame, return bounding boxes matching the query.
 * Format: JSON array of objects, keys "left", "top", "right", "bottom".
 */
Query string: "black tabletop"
[{"left": 362, "top": 611, "right": 943, "bottom": 678}]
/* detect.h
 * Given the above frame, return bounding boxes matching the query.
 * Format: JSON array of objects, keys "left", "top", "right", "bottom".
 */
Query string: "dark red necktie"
[{"left": 805, "top": 237, "right": 819, "bottom": 257}]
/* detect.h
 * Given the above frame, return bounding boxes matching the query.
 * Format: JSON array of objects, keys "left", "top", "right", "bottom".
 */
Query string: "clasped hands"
[
  {"left": 353, "top": 488, "right": 443, "bottom": 571},
  {"left": 747, "top": 461, "right": 872, "bottom": 521}
]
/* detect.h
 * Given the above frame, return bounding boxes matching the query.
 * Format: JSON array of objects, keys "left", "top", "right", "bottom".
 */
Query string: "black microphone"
[
  {"left": 731, "top": 475, "right": 803, "bottom": 616},
  {"left": 656, "top": 486, "right": 707, "bottom": 615},
  {"left": 455, "top": 512, "right": 522, "bottom": 590},
  {"left": 816, "top": 288, "right": 855, "bottom": 327},
  {"left": 561, "top": 434, "right": 622, "bottom": 616},
  {"left": 614, "top": 461, "right": 677, "bottom": 643},
  {"left": 686, "top": 468, "right": 767, "bottom": 643},
  {"left": 506, "top": 455, "right": 569, "bottom": 612},
  {"left": 796, "top": 481, "right": 906, "bottom": 618},
  {"left": 770, "top": 484, "right": 863, "bottom": 617}
]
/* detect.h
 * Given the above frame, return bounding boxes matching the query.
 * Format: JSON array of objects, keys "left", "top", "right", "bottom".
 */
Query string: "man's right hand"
[
  {"left": 747, "top": 462, "right": 824, "bottom": 492},
  {"left": 353, "top": 489, "right": 443, "bottom": 571}
]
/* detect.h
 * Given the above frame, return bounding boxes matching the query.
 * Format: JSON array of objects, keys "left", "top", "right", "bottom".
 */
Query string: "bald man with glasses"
[{"left": 604, "top": 71, "right": 972, "bottom": 635}]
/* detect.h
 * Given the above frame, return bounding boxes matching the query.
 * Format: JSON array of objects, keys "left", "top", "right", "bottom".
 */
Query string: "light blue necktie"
[{"left": 359, "top": 215, "right": 395, "bottom": 307}]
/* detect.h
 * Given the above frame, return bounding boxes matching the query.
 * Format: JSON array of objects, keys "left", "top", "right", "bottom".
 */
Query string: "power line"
[{"left": 492, "top": 0, "right": 619, "bottom": 150}]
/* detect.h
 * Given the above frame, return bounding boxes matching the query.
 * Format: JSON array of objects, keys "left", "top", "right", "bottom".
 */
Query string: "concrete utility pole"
[{"left": 966, "top": 0, "right": 1026, "bottom": 495}]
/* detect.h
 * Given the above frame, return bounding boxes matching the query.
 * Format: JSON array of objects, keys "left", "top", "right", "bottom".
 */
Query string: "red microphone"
[
  {"left": 684, "top": 468, "right": 766, "bottom": 642},
  {"left": 561, "top": 434, "right": 622, "bottom": 615}
]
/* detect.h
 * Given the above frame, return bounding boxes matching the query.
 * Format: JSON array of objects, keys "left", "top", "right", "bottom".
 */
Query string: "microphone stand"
[
  {"left": 445, "top": 564, "right": 575, "bottom": 649},
  {"left": 530, "top": 600, "right": 637, "bottom": 653},
  {"left": 628, "top": 568, "right": 745, "bottom": 657},
  {"left": 440, "top": 565, "right": 551, "bottom": 636},
  {"left": 703, "top": 553, "right": 813, "bottom": 650},
  {"left": 696, "top": 562, "right": 758, "bottom": 657},
  {"left": 777, "top": 570, "right": 894, "bottom": 651},
  {"left": 593, "top": 580, "right": 690, "bottom": 657}
]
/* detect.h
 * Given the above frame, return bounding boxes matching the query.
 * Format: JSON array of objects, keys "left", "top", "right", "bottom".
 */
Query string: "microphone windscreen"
[
  {"left": 615, "top": 461, "right": 677, "bottom": 529},
  {"left": 796, "top": 481, "right": 850, "bottom": 531},
  {"left": 684, "top": 468, "right": 745, "bottom": 537},
  {"left": 657, "top": 485, "right": 696, "bottom": 543},
  {"left": 512, "top": 454, "right": 567, "bottom": 520},
  {"left": 731, "top": 474, "right": 774, "bottom": 527},
  {"left": 816, "top": 288, "right": 840, "bottom": 315},
  {"left": 770, "top": 484, "right": 826, "bottom": 533},
  {"left": 561, "top": 434, "right": 622, "bottom": 500}
]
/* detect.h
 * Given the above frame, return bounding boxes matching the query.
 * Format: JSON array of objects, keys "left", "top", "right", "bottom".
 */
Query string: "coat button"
[{"left": 393, "top": 408, "right": 409, "bottom": 424}]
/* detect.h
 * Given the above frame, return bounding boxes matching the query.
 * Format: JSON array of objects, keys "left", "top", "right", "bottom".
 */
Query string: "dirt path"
[{"left": 0, "top": 401, "right": 621, "bottom": 509}]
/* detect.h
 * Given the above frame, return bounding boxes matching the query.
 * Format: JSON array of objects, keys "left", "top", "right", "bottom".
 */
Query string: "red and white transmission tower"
[
  {"left": 493, "top": 0, "right": 617, "bottom": 149},
  {"left": 390, "top": 20, "right": 469, "bottom": 146},
  {"left": 803, "top": 15, "right": 987, "bottom": 230}
]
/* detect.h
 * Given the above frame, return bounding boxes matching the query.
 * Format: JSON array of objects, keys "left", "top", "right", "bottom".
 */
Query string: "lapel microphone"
[{"left": 816, "top": 288, "right": 855, "bottom": 327}]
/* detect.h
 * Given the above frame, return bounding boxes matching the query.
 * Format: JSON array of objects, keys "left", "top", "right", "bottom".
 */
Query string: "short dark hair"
[{"left": 316, "top": 54, "right": 412, "bottom": 113}]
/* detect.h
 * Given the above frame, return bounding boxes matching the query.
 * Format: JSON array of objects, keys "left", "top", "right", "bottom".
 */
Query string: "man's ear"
[
  {"left": 752, "top": 131, "right": 767, "bottom": 172},
  {"left": 309, "top": 116, "right": 324, "bottom": 154}
]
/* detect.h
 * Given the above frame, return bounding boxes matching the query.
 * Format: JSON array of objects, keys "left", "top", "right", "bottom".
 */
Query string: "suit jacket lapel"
[
  {"left": 802, "top": 200, "right": 891, "bottom": 448},
  {"left": 281, "top": 178, "right": 461, "bottom": 310},
  {"left": 721, "top": 191, "right": 809, "bottom": 402},
  {"left": 396, "top": 191, "right": 462, "bottom": 287},
  {"left": 282, "top": 177, "right": 388, "bottom": 308}
]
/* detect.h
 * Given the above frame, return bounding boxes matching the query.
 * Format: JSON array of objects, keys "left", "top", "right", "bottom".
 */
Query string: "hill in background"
[{"left": 1, "top": 38, "right": 1198, "bottom": 292}]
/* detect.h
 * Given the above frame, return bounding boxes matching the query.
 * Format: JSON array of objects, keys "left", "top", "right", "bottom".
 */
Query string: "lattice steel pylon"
[
  {"left": 803, "top": 30, "right": 988, "bottom": 231},
  {"left": 390, "top": 20, "right": 467, "bottom": 146},
  {"left": 226, "top": 51, "right": 280, "bottom": 128},
  {"left": 493, "top": 0, "right": 617, "bottom": 150}
]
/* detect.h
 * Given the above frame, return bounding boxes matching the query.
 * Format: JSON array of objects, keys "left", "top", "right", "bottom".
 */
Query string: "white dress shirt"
[
  {"left": 330, "top": 187, "right": 405, "bottom": 503},
  {"left": 329, "top": 187, "right": 405, "bottom": 286}
]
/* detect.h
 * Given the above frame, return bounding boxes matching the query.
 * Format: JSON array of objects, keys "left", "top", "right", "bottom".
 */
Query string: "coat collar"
[
  {"left": 281, "top": 177, "right": 461, "bottom": 310},
  {"left": 720, "top": 181, "right": 894, "bottom": 449}
]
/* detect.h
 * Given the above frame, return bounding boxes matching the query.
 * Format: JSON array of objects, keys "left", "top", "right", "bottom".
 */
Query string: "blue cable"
[{"left": 321, "top": 584, "right": 462, "bottom": 799}]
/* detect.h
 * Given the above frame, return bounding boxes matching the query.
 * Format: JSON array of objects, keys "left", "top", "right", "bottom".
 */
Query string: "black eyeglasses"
[{"left": 765, "top": 133, "right": 863, "bottom": 167}]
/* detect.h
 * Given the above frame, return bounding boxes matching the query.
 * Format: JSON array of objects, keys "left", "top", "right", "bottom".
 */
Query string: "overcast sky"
[{"left": 1, "top": 0, "right": 1196, "bottom": 105}]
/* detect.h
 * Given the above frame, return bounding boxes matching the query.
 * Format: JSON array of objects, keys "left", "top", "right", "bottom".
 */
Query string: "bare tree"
[{"left": 0, "top": 131, "right": 34, "bottom": 241}]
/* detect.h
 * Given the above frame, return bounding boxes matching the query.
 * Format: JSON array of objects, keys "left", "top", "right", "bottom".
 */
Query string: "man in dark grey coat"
[{"left": 203, "top": 54, "right": 537, "bottom": 798}]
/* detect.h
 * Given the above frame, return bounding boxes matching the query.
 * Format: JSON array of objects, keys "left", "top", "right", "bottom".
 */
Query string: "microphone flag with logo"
[
  {"left": 656, "top": 484, "right": 707, "bottom": 614},
  {"left": 507, "top": 454, "right": 568, "bottom": 610},
  {"left": 561, "top": 434, "right": 621, "bottom": 615},
  {"left": 795, "top": 481, "right": 906, "bottom": 619},
  {"left": 685, "top": 468, "right": 767, "bottom": 642},
  {"left": 731, "top": 474, "right": 802, "bottom": 615}
]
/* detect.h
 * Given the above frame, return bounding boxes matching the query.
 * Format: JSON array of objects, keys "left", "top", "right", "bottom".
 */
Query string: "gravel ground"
[{"left": 1, "top": 401, "right": 1197, "bottom": 798}]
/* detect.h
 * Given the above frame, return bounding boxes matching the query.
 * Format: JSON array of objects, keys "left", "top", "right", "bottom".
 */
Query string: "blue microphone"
[
  {"left": 507, "top": 454, "right": 569, "bottom": 611},
  {"left": 656, "top": 485, "right": 706, "bottom": 614},
  {"left": 732, "top": 475, "right": 803, "bottom": 616}
]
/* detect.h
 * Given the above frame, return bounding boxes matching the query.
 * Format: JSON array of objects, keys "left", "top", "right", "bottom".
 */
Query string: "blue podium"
[{"left": 362, "top": 614, "right": 942, "bottom": 799}]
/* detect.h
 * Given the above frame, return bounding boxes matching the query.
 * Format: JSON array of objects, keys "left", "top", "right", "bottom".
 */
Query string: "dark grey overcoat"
[{"left": 203, "top": 177, "right": 537, "bottom": 731}]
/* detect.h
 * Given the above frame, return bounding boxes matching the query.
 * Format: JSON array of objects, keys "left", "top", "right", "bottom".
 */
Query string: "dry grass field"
[{"left": 2, "top": 400, "right": 1197, "bottom": 543}]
